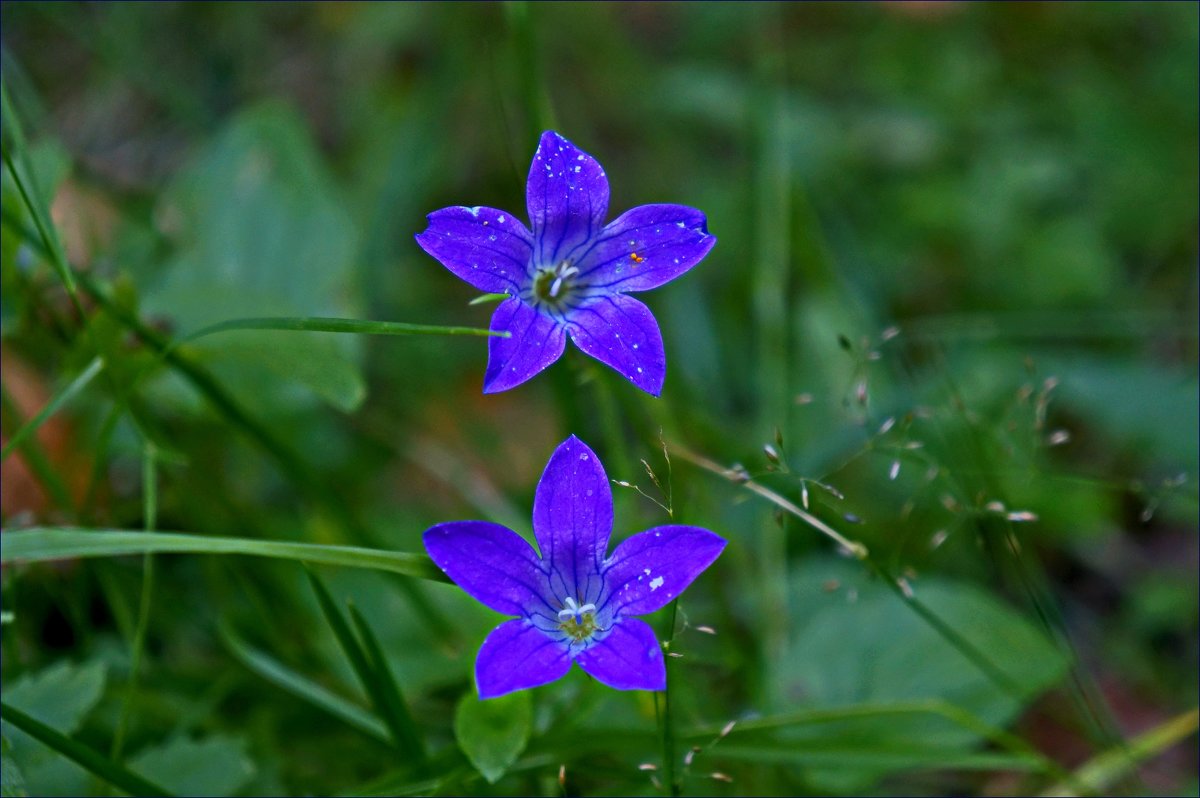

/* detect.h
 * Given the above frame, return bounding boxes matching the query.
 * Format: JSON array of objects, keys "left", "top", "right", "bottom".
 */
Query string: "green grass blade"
[
  {"left": 0, "top": 701, "right": 171, "bottom": 797},
  {"left": 0, "top": 80, "right": 77, "bottom": 301},
  {"left": 1, "top": 356, "right": 104, "bottom": 463},
  {"left": 0, "top": 383, "right": 73, "bottom": 511},
  {"left": 184, "top": 316, "right": 506, "bottom": 341},
  {"left": 1043, "top": 707, "right": 1199, "bottom": 797},
  {"left": 348, "top": 605, "right": 428, "bottom": 768},
  {"left": 218, "top": 623, "right": 390, "bottom": 744},
  {"left": 306, "top": 572, "right": 419, "bottom": 760},
  {"left": 1, "top": 528, "right": 449, "bottom": 583}
]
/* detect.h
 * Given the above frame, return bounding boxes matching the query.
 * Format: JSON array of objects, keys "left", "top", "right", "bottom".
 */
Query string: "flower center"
[
  {"left": 556, "top": 596, "right": 600, "bottom": 642},
  {"left": 532, "top": 259, "right": 581, "bottom": 306}
]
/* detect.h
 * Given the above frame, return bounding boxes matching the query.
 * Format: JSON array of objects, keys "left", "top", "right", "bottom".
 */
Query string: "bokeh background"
[{"left": 1, "top": 2, "right": 1197, "bottom": 795}]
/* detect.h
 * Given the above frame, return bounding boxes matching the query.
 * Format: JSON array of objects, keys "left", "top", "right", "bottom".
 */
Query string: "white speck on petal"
[
  {"left": 644, "top": 568, "right": 651, "bottom": 575},
  {"left": 650, "top": 576, "right": 664, "bottom": 591},
  {"left": 637, "top": 367, "right": 643, "bottom": 373},
  {"left": 586, "top": 489, "right": 593, "bottom": 496},
  {"left": 577, "top": 154, "right": 585, "bottom": 161},
  {"left": 498, "top": 215, "right": 506, "bottom": 223},
  {"left": 580, "top": 453, "right": 589, "bottom": 461},
  {"left": 676, "top": 221, "right": 686, "bottom": 228}
]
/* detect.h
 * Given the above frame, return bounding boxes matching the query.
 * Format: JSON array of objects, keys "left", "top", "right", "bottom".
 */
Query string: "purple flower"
[
  {"left": 415, "top": 131, "right": 716, "bottom": 396},
  {"left": 423, "top": 436, "right": 726, "bottom": 698}
]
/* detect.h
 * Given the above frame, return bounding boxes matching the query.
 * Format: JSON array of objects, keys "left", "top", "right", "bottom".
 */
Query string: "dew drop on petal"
[{"left": 650, "top": 576, "right": 664, "bottom": 591}]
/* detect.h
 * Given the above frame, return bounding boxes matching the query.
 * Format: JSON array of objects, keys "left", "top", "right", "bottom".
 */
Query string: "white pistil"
[{"left": 557, "top": 596, "right": 596, "bottom": 621}]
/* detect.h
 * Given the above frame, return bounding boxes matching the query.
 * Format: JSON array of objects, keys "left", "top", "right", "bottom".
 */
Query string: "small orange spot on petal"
[{"left": 630, "top": 252, "right": 645, "bottom": 264}]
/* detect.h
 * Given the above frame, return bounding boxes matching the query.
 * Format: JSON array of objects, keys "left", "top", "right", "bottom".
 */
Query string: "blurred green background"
[{"left": 1, "top": 2, "right": 1196, "bottom": 795}]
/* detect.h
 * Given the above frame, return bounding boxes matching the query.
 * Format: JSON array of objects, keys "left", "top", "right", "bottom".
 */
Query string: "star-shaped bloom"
[
  {"left": 415, "top": 131, "right": 716, "bottom": 396},
  {"left": 423, "top": 436, "right": 726, "bottom": 698}
]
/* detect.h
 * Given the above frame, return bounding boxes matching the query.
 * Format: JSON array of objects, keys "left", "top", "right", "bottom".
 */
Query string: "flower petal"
[
  {"left": 415, "top": 206, "right": 533, "bottom": 293},
  {"left": 532, "top": 435, "right": 614, "bottom": 603},
  {"left": 575, "top": 204, "right": 715, "bottom": 293},
  {"left": 483, "top": 298, "right": 567, "bottom": 393},
  {"left": 575, "top": 618, "right": 665, "bottom": 691},
  {"left": 424, "top": 521, "right": 553, "bottom": 617},
  {"left": 601, "top": 525, "right": 726, "bottom": 617},
  {"left": 476, "top": 619, "right": 573, "bottom": 699},
  {"left": 568, "top": 294, "right": 666, "bottom": 396},
  {"left": 526, "top": 131, "right": 609, "bottom": 268}
]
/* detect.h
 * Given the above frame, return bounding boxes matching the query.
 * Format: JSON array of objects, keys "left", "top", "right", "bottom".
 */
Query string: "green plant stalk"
[
  {"left": 1, "top": 528, "right": 449, "bottom": 582},
  {"left": 1, "top": 356, "right": 104, "bottom": 462},
  {"left": 659, "top": 599, "right": 680, "bottom": 796},
  {"left": 110, "top": 443, "right": 157, "bottom": 761},
  {"left": 0, "top": 701, "right": 172, "bottom": 797}
]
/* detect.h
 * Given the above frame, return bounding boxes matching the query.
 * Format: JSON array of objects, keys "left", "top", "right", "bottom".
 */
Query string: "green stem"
[
  {"left": 660, "top": 599, "right": 680, "bottom": 796},
  {"left": 111, "top": 443, "right": 157, "bottom": 760}
]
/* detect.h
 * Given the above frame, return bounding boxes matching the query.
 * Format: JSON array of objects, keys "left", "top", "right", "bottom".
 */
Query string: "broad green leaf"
[
  {"left": 1, "top": 735, "right": 27, "bottom": 797},
  {"left": 771, "top": 558, "right": 1070, "bottom": 790},
  {"left": 0, "top": 703, "right": 169, "bottom": 798},
  {"left": 454, "top": 691, "right": 532, "bottom": 784},
  {"left": 144, "top": 101, "right": 366, "bottom": 414},
  {"left": 128, "top": 735, "right": 255, "bottom": 797},
  {"left": 1, "top": 528, "right": 449, "bottom": 583},
  {"left": 0, "top": 661, "right": 107, "bottom": 797}
]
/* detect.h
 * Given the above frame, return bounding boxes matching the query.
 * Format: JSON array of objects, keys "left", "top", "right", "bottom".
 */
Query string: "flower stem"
[{"left": 659, "top": 599, "right": 680, "bottom": 796}]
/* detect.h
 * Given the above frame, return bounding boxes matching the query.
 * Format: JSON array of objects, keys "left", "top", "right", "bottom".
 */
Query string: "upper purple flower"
[
  {"left": 424, "top": 436, "right": 726, "bottom": 699},
  {"left": 415, "top": 131, "right": 716, "bottom": 396}
]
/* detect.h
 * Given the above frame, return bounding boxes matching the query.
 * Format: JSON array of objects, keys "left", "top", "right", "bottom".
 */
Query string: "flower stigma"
[
  {"left": 557, "top": 596, "right": 601, "bottom": 642},
  {"left": 532, "top": 259, "right": 581, "bottom": 306}
]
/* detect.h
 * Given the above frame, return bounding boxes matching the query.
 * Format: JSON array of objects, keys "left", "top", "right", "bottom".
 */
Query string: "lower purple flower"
[{"left": 423, "top": 436, "right": 726, "bottom": 698}]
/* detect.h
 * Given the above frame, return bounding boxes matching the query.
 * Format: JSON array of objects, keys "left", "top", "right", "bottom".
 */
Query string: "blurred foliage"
[{"left": 1, "top": 2, "right": 1197, "bottom": 796}]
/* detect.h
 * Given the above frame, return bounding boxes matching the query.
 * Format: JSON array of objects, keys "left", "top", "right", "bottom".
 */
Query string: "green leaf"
[
  {"left": 770, "top": 558, "right": 1071, "bottom": 790},
  {"left": 0, "top": 703, "right": 169, "bottom": 798},
  {"left": 128, "top": 735, "right": 255, "bottom": 797},
  {"left": 1, "top": 735, "right": 28, "bottom": 798},
  {"left": 143, "top": 101, "right": 366, "bottom": 414},
  {"left": 1, "top": 528, "right": 449, "bottom": 583},
  {"left": 0, "top": 660, "right": 108, "bottom": 796},
  {"left": 454, "top": 691, "right": 532, "bottom": 784}
]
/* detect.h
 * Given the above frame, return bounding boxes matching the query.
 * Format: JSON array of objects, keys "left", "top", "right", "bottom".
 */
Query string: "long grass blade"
[
  {"left": 0, "top": 701, "right": 172, "bottom": 797},
  {"left": 184, "top": 316, "right": 506, "bottom": 341},
  {"left": 306, "top": 572, "right": 424, "bottom": 766},
  {"left": 348, "top": 605, "right": 428, "bottom": 768},
  {"left": 0, "top": 80, "right": 77, "bottom": 301},
  {"left": 1042, "top": 707, "right": 1199, "bottom": 797},
  {"left": 218, "top": 623, "right": 389, "bottom": 744},
  {"left": 1, "top": 528, "right": 449, "bottom": 583},
  {"left": 1, "top": 356, "right": 104, "bottom": 462}
]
